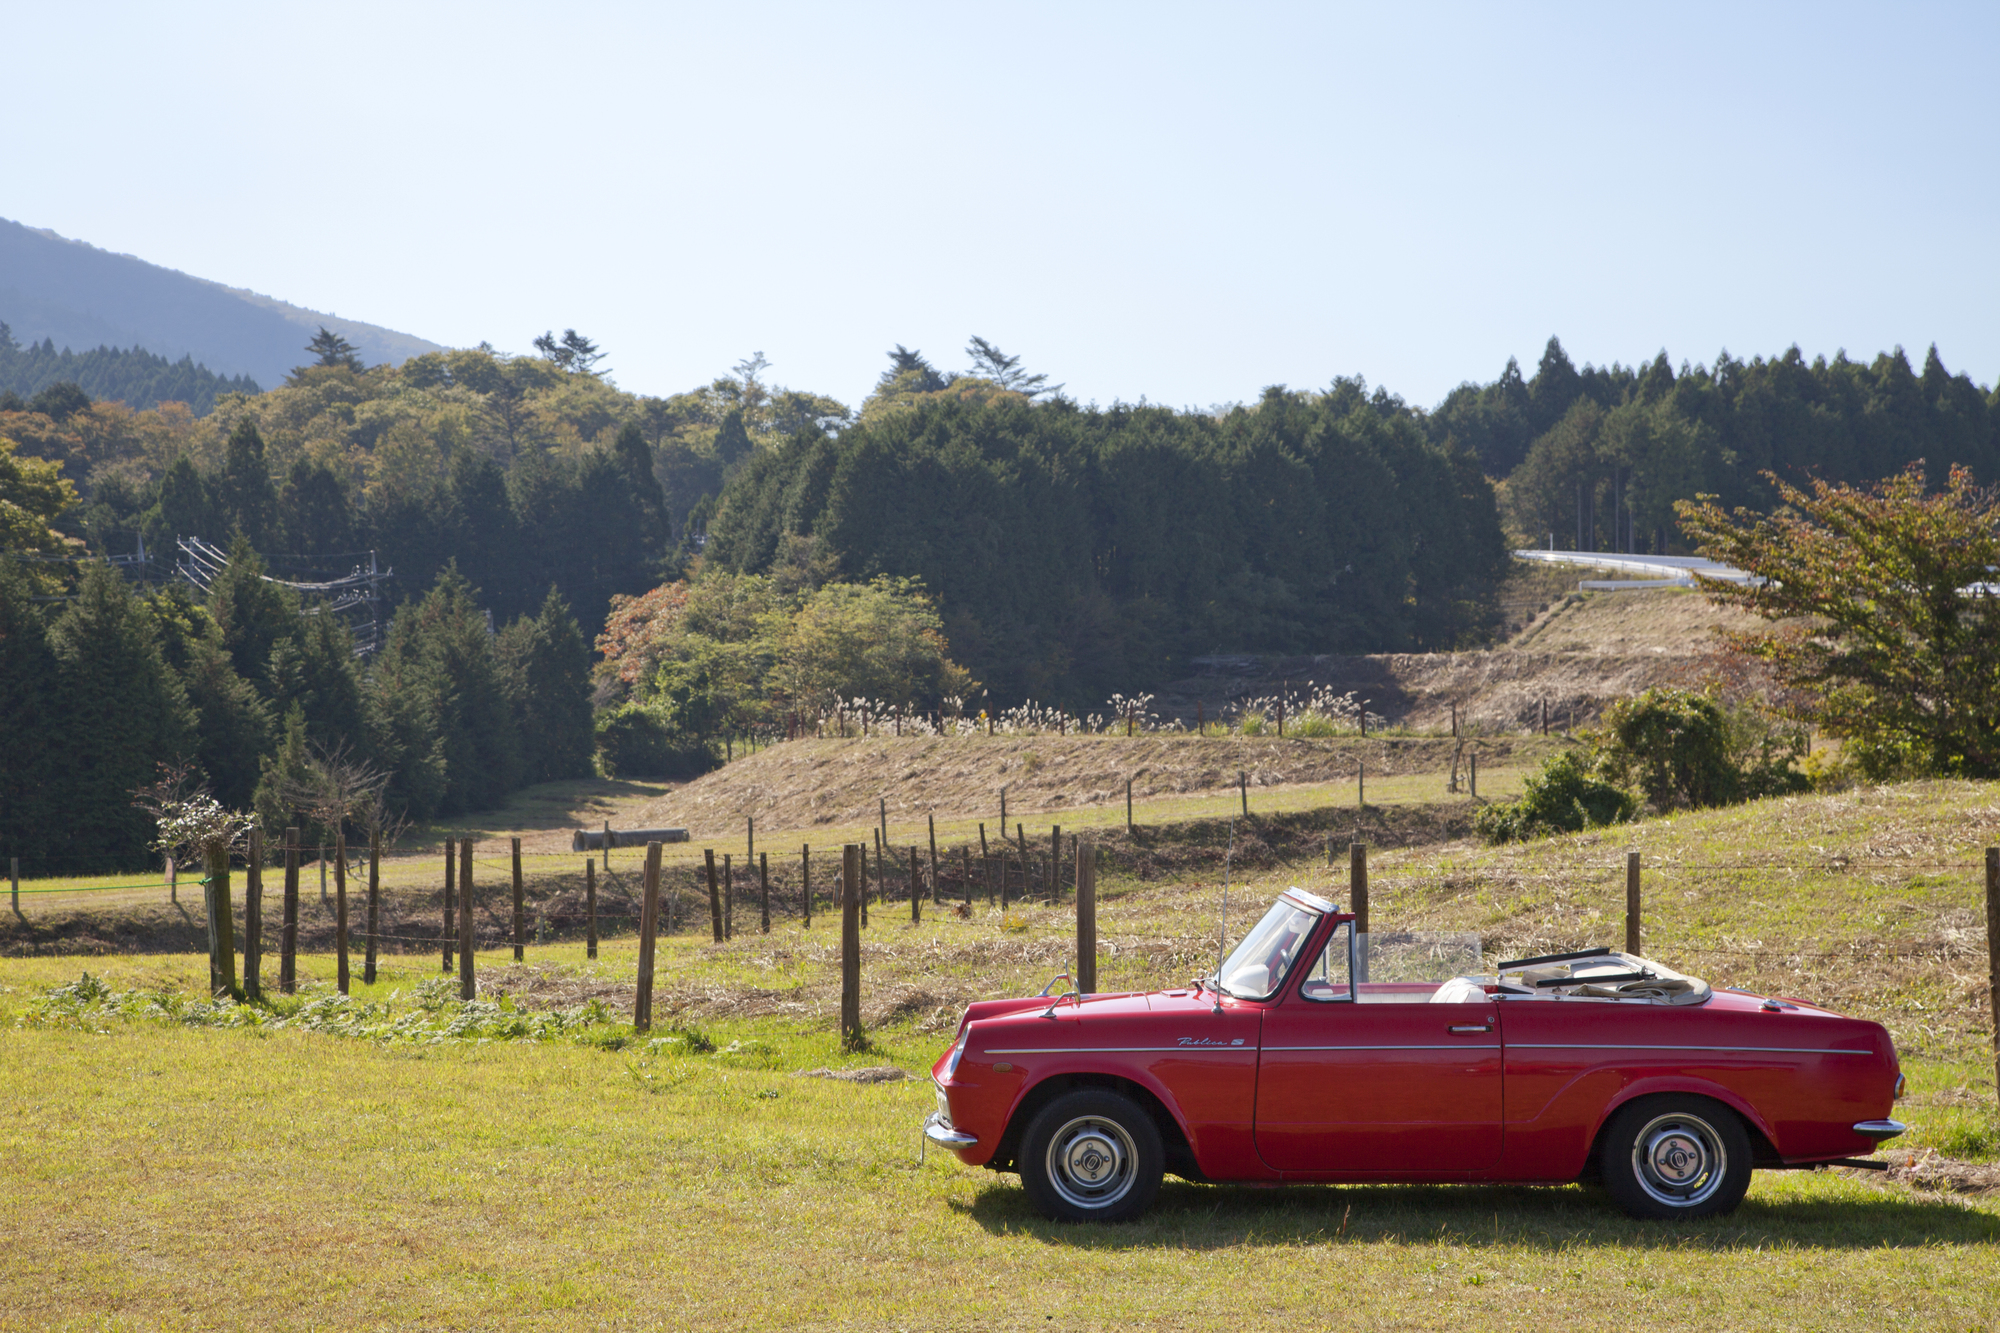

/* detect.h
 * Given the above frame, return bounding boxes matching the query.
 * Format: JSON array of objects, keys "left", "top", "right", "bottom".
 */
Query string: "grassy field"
[{"left": 5, "top": 779, "right": 1999, "bottom": 1328}]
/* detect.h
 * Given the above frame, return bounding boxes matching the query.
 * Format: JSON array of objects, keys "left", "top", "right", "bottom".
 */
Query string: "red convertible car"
[{"left": 924, "top": 888, "right": 1905, "bottom": 1222}]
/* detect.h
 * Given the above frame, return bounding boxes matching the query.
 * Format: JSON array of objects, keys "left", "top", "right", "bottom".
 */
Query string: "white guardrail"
[{"left": 1510, "top": 550, "right": 1758, "bottom": 589}]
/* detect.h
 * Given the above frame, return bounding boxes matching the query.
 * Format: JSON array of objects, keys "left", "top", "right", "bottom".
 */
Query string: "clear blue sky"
[{"left": 7, "top": 2, "right": 1996, "bottom": 408}]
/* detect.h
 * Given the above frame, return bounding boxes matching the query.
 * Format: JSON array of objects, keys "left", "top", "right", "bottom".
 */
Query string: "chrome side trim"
[
  {"left": 1508, "top": 1043, "right": 1874, "bottom": 1055},
  {"left": 1853, "top": 1119, "right": 1907, "bottom": 1140},
  {"left": 923, "top": 1112, "right": 978, "bottom": 1148},
  {"left": 1265, "top": 1043, "right": 1499, "bottom": 1051},
  {"left": 983, "top": 1046, "right": 1256, "bottom": 1056}
]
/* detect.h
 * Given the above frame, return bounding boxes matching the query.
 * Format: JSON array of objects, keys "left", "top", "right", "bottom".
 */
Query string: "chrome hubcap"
[
  {"left": 1046, "top": 1115, "right": 1137, "bottom": 1210},
  {"left": 1632, "top": 1112, "right": 1726, "bottom": 1207}
]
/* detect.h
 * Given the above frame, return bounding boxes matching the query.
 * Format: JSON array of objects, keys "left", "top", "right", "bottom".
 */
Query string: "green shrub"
[
  {"left": 1597, "top": 687, "right": 1808, "bottom": 810},
  {"left": 1475, "top": 750, "right": 1637, "bottom": 843},
  {"left": 594, "top": 704, "right": 717, "bottom": 780}
]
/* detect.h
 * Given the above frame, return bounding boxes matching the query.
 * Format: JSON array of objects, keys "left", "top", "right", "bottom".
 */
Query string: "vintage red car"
[{"left": 924, "top": 887, "right": 1905, "bottom": 1222}]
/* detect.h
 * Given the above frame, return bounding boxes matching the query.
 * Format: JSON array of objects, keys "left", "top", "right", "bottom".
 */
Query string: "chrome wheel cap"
[
  {"left": 1632, "top": 1112, "right": 1727, "bottom": 1208},
  {"left": 1046, "top": 1116, "right": 1138, "bottom": 1210}
]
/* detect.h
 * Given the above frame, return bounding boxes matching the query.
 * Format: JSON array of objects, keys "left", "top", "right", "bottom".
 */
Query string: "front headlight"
[{"left": 943, "top": 1035, "right": 967, "bottom": 1080}]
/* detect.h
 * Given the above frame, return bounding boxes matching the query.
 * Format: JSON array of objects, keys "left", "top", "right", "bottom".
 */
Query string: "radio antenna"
[{"left": 1214, "top": 819, "right": 1234, "bottom": 1014}]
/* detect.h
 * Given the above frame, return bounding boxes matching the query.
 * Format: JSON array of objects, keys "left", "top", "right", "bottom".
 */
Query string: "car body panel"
[{"left": 930, "top": 904, "right": 1903, "bottom": 1190}]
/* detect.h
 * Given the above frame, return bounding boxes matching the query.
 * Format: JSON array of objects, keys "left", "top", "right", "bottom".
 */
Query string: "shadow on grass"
[
  {"left": 953, "top": 1176, "right": 2000, "bottom": 1250},
  {"left": 425, "top": 777, "right": 677, "bottom": 842}
]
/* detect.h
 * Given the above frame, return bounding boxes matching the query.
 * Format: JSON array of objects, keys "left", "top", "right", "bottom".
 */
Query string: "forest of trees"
[
  {"left": 0, "top": 549, "right": 593, "bottom": 875},
  {"left": 1430, "top": 338, "right": 2000, "bottom": 553},
  {"left": 0, "top": 322, "right": 258, "bottom": 414},
  {"left": 7, "top": 326, "right": 2000, "bottom": 870}
]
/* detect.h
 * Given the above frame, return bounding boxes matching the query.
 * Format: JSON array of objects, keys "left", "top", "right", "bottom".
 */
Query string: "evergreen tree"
[
  {"left": 46, "top": 563, "right": 197, "bottom": 869},
  {"left": 178, "top": 632, "right": 274, "bottom": 810},
  {"left": 306, "top": 327, "right": 365, "bottom": 372},
  {"left": 498, "top": 588, "right": 596, "bottom": 782},
  {"left": 371, "top": 567, "right": 521, "bottom": 812},
  {"left": 0, "top": 563, "right": 67, "bottom": 865},
  {"left": 277, "top": 457, "right": 355, "bottom": 557},
  {"left": 213, "top": 419, "right": 277, "bottom": 548},
  {"left": 206, "top": 536, "right": 298, "bottom": 690},
  {"left": 142, "top": 455, "right": 217, "bottom": 550}
]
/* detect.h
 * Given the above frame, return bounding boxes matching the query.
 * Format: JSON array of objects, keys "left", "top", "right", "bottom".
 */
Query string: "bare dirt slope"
[{"left": 1153, "top": 587, "right": 1775, "bottom": 732}]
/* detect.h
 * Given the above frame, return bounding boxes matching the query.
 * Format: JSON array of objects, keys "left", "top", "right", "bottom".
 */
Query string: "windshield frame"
[{"left": 1214, "top": 892, "right": 1327, "bottom": 1001}]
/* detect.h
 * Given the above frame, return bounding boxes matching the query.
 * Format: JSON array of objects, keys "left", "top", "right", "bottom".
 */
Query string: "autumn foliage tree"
[{"left": 1676, "top": 464, "right": 2000, "bottom": 778}]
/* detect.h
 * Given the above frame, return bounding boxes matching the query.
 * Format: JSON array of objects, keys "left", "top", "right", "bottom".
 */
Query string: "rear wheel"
[
  {"left": 1019, "top": 1089, "right": 1164, "bottom": 1223},
  {"left": 1600, "top": 1095, "right": 1751, "bottom": 1220}
]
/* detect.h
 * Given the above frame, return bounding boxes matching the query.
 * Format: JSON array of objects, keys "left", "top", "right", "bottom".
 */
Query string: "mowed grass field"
[{"left": 5, "top": 779, "right": 2000, "bottom": 1329}]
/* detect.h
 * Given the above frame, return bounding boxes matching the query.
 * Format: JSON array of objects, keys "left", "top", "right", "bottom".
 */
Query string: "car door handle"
[{"left": 1447, "top": 1024, "right": 1491, "bottom": 1034}]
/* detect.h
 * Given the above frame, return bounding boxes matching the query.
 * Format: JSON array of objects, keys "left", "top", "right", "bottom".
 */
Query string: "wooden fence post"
[
  {"left": 700, "top": 849, "right": 720, "bottom": 943},
  {"left": 586, "top": 858, "right": 598, "bottom": 959},
  {"left": 801, "top": 845, "right": 811, "bottom": 929},
  {"left": 511, "top": 837, "right": 524, "bottom": 961},
  {"left": 635, "top": 841, "right": 661, "bottom": 1032},
  {"left": 1049, "top": 825, "right": 1061, "bottom": 901},
  {"left": 761, "top": 851, "right": 771, "bottom": 934},
  {"left": 1076, "top": 837, "right": 1097, "bottom": 994},
  {"left": 205, "top": 843, "right": 237, "bottom": 997},
  {"left": 1350, "top": 841, "right": 1369, "bottom": 983},
  {"left": 879, "top": 798, "right": 888, "bottom": 859},
  {"left": 1985, "top": 847, "right": 1999, "bottom": 1107},
  {"left": 334, "top": 833, "right": 349, "bottom": 995},
  {"left": 961, "top": 846, "right": 971, "bottom": 909},
  {"left": 928, "top": 815, "right": 940, "bottom": 904},
  {"left": 725, "top": 853, "right": 736, "bottom": 939},
  {"left": 861, "top": 842, "right": 870, "bottom": 928},
  {"left": 841, "top": 844, "right": 863, "bottom": 1049},
  {"left": 244, "top": 828, "right": 263, "bottom": 1001},
  {"left": 281, "top": 828, "right": 299, "bottom": 995},
  {"left": 1470, "top": 752, "right": 1478, "bottom": 800},
  {"left": 1626, "top": 851, "right": 1642, "bottom": 956},
  {"left": 167, "top": 854, "right": 176, "bottom": 906},
  {"left": 320, "top": 843, "right": 328, "bottom": 905},
  {"left": 458, "top": 839, "right": 475, "bottom": 1000},
  {"left": 1240, "top": 771, "right": 1248, "bottom": 817},
  {"left": 910, "top": 847, "right": 921, "bottom": 923},
  {"left": 365, "top": 827, "right": 381, "bottom": 985},
  {"left": 442, "top": 837, "right": 456, "bottom": 973}
]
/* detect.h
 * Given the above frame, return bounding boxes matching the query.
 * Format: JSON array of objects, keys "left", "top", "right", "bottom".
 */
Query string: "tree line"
[
  {"left": 0, "top": 321, "right": 258, "bottom": 415},
  {"left": 0, "top": 550, "right": 592, "bottom": 875},
  {"left": 1431, "top": 337, "right": 2000, "bottom": 552}
]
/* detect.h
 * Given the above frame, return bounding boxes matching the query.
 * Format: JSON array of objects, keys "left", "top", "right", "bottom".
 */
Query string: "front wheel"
[
  {"left": 1599, "top": 1095, "right": 1752, "bottom": 1220},
  {"left": 1019, "top": 1090, "right": 1164, "bottom": 1223}
]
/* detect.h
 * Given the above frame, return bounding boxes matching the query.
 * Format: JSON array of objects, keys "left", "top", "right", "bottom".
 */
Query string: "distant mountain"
[{"left": 0, "top": 217, "right": 443, "bottom": 399}]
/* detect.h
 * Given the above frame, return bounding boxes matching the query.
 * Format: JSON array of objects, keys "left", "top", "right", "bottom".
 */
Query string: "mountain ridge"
[{"left": 0, "top": 217, "right": 443, "bottom": 395}]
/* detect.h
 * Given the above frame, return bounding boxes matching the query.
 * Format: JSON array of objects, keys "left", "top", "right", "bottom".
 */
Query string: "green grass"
[
  {"left": 7, "top": 777, "right": 2000, "bottom": 1327},
  {"left": 0, "top": 985, "right": 1995, "bottom": 1330}
]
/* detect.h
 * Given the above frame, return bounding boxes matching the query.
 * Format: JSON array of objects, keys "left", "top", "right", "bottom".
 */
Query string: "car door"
[{"left": 1254, "top": 920, "right": 1503, "bottom": 1173}]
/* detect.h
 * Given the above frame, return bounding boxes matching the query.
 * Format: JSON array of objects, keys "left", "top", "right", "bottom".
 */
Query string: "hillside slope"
[
  {"left": 0, "top": 217, "right": 441, "bottom": 390},
  {"left": 1154, "top": 585, "right": 1775, "bottom": 731}
]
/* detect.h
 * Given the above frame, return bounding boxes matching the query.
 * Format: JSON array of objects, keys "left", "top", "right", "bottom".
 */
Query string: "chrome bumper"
[
  {"left": 1853, "top": 1119, "right": 1907, "bottom": 1141},
  {"left": 924, "top": 1111, "right": 978, "bottom": 1149}
]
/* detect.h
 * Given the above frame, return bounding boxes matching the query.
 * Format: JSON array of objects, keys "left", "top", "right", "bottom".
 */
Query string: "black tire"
[
  {"left": 1599, "top": 1095, "right": 1752, "bottom": 1221},
  {"left": 1018, "top": 1089, "right": 1165, "bottom": 1223}
]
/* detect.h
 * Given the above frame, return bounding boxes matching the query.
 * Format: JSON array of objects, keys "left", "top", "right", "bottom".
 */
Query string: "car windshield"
[{"left": 1215, "top": 897, "right": 1322, "bottom": 1000}]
